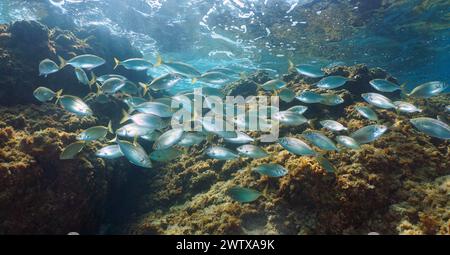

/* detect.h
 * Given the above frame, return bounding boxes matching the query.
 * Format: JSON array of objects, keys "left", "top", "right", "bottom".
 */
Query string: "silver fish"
[
  {"left": 75, "top": 67, "right": 90, "bottom": 85},
  {"left": 153, "top": 128, "right": 184, "bottom": 150},
  {"left": 320, "top": 120, "right": 348, "bottom": 132},
  {"left": 95, "top": 145, "right": 124, "bottom": 159},
  {"left": 60, "top": 141, "right": 85, "bottom": 160},
  {"left": 178, "top": 132, "right": 205, "bottom": 147},
  {"left": 134, "top": 102, "right": 173, "bottom": 117},
  {"left": 147, "top": 73, "right": 182, "bottom": 91},
  {"left": 59, "top": 95, "right": 93, "bottom": 116},
  {"left": 278, "top": 136, "right": 316, "bottom": 156},
  {"left": 205, "top": 146, "right": 238, "bottom": 160},
  {"left": 224, "top": 131, "right": 254, "bottom": 144},
  {"left": 254, "top": 163, "right": 288, "bottom": 177},
  {"left": 116, "top": 123, "right": 154, "bottom": 137},
  {"left": 227, "top": 186, "right": 261, "bottom": 203},
  {"left": 406, "top": 81, "right": 447, "bottom": 98},
  {"left": 77, "top": 123, "right": 111, "bottom": 141},
  {"left": 121, "top": 111, "right": 164, "bottom": 129},
  {"left": 123, "top": 97, "right": 147, "bottom": 109},
  {"left": 120, "top": 80, "right": 141, "bottom": 95},
  {"left": 39, "top": 58, "right": 59, "bottom": 77},
  {"left": 316, "top": 76, "right": 349, "bottom": 89},
  {"left": 369, "top": 79, "right": 401, "bottom": 92},
  {"left": 295, "top": 91, "right": 323, "bottom": 103},
  {"left": 158, "top": 56, "right": 201, "bottom": 77},
  {"left": 260, "top": 79, "right": 286, "bottom": 91},
  {"left": 316, "top": 156, "right": 336, "bottom": 173},
  {"left": 302, "top": 130, "right": 338, "bottom": 151},
  {"left": 60, "top": 54, "right": 106, "bottom": 70},
  {"left": 279, "top": 88, "right": 296, "bottom": 102},
  {"left": 150, "top": 147, "right": 182, "bottom": 162},
  {"left": 350, "top": 125, "right": 388, "bottom": 144},
  {"left": 361, "top": 93, "right": 396, "bottom": 109},
  {"left": 117, "top": 140, "right": 152, "bottom": 168},
  {"left": 286, "top": 105, "right": 308, "bottom": 114},
  {"left": 393, "top": 101, "right": 422, "bottom": 113},
  {"left": 114, "top": 58, "right": 153, "bottom": 71},
  {"left": 97, "top": 74, "right": 127, "bottom": 83},
  {"left": 101, "top": 78, "right": 126, "bottom": 94},
  {"left": 355, "top": 106, "right": 378, "bottom": 121},
  {"left": 196, "top": 71, "right": 232, "bottom": 85},
  {"left": 33, "top": 87, "right": 62, "bottom": 102},
  {"left": 336, "top": 135, "right": 360, "bottom": 149},
  {"left": 295, "top": 64, "right": 325, "bottom": 78},
  {"left": 140, "top": 130, "right": 162, "bottom": 142},
  {"left": 273, "top": 111, "right": 308, "bottom": 126},
  {"left": 410, "top": 117, "right": 450, "bottom": 140},
  {"left": 236, "top": 144, "right": 268, "bottom": 159},
  {"left": 319, "top": 93, "right": 344, "bottom": 106}
]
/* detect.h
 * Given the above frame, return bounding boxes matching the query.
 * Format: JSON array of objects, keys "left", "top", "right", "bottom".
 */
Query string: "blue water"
[{"left": 1, "top": 0, "right": 448, "bottom": 91}]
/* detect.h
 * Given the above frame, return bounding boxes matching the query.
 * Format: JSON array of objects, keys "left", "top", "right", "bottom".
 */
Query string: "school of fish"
[{"left": 34, "top": 53, "right": 449, "bottom": 203}]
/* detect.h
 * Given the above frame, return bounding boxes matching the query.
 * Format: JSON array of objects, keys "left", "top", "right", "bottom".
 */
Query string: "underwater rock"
[
  {"left": 0, "top": 104, "right": 129, "bottom": 234},
  {"left": 0, "top": 20, "right": 146, "bottom": 106}
]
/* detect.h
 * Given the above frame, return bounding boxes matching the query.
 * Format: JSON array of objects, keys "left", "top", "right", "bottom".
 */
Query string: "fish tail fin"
[
  {"left": 113, "top": 57, "right": 120, "bottom": 70},
  {"left": 155, "top": 54, "right": 163, "bottom": 67},
  {"left": 128, "top": 106, "right": 135, "bottom": 114},
  {"left": 399, "top": 82, "right": 409, "bottom": 98},
  {"left": 107, "top": 120, "right": 113, "bottom": 134},
  {"left": 89, "top": 71, "right": 97, "bottom": 88},
  {"left": 262, "top": 183, "right": 269, "bottom": 199},
  {"left": 95, "top": 83, "right": 102, "bottom": 95},
  {"left": 191, "top": 77, "right": 198, "bottom": 84},
  {"left": 307, "top": 118, "right": 316, "bottom": 129},
  {"left": 287, "top": 59, "right": 295, "bottom": 72},
  {"left": 120, "top": 109, "right": 130, "bottom": 124},
  {"left": 58, "top": 55, "right": 67, "bottom": 69},
  {"left": 108, "top": 135, "right": 118, "bottom": 143},
  {"left": 54, "top": 89, "right": 63, "bottom": 105},
  {"left": 139, "top": 82, "right": 149, "bottom": 96}
]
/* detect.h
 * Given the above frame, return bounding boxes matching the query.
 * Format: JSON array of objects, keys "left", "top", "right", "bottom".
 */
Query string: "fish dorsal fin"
[
  {"left": 89, "top": 71, "right": 97, "bottom": 89},
  {"left": 287, "top": 59, "right": 295, "bottom": 72},
  {"left": 107, "top": 120, "right": 113, "bottom": 134}
]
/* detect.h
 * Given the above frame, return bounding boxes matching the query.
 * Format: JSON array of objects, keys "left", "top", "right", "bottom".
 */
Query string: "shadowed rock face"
[{"left": 0, "top": 20, "right": 147, "bottom": 106}]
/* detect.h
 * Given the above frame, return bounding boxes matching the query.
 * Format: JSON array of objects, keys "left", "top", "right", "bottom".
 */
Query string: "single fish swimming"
[
  {"left": 316, "top": 76, "right": 349, "bottom": 89},
  {"left": 350, "top": 125, "right": 388, "bottom": 144},
  {"left": 369, "top": 79, "right": 401, "bottom": 92},
  {"left": 117, "top": 140, "right": 152, "bottom": 168},
  {"left": 33, "top": 87, "right": 62, "bottom": 102},
  {"left": 361, "top": 93, "right": 396, "bottom": 109},
  {"left": 39, "top": 58, "right": 59, "bottom": 77},
  {"left": 302, "top": 130, "right": 338, "bottom": 151},
  {"left": 254, "top": 163, "right": 288, "bottom": 177},
  {"left": 410, "top": 117, "right": 450, "bottom": 140}
]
